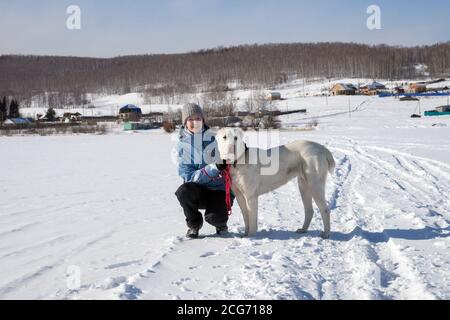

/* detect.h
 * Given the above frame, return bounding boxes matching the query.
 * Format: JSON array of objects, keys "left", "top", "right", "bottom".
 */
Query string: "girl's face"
[{"left": 186, "top": 115, "right": 204, "bottom": 134}]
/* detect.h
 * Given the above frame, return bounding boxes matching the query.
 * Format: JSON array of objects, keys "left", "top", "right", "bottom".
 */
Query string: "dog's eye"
[
  {"left": 223, "top": 136, "right": 227, "bottom": 140},
  {"left": 234, "top": 136, "right": 238, "bottom": 141}
]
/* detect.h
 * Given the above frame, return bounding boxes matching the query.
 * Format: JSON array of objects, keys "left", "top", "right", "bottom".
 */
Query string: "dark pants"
[{"left": 175, "top": 183, "right": 231, "bottom": 229}]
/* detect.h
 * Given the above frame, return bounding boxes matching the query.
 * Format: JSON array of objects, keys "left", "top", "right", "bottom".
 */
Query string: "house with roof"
[
  {"left": 62, "top": 112, "right": 83, "bottom": 123},
  {"left": 359, "top": 81, "right": 387, "bottom": 95},
  {"left": 408, "top": 83, "right": 427, "bottom": 94},
  {"left": 2, "top": 118, "right": 32, "bottom": 126},
  {"left": 119, "top": 104, "right": 142, "bottom": 122},
  {"left": 330, "top": 83, "right": 357, "bottom": 96},
  {"left": 265, "top": 92, "right": 282, "bottom": 101}
]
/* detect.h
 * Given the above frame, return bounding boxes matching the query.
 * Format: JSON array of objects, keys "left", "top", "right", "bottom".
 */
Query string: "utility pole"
[
  {"left": 349, "top": 98, "right": 352, "bottom": 119},
  {"left": 303, "top": 78, "right": 306, "bottom": 97}
]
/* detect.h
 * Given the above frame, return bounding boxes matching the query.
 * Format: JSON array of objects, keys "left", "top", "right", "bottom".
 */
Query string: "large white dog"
[{"left": 216, "top": 128, "right": 336, "bottom": 238}]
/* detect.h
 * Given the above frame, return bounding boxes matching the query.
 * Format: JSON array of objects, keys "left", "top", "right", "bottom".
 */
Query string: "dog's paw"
[
  {"left": 296, "top": 228, "right": 308, "bottom": 234},
  {"left": 243, "top": 231, "right": 257, "bottom": 238},
  {"left": 320, "top": 232, "right": 331, "bottom": 239}
]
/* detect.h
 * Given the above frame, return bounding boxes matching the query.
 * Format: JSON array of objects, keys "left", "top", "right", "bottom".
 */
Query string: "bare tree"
[{"left": 1, "top": 42, "right": 450, "bottom": 108}]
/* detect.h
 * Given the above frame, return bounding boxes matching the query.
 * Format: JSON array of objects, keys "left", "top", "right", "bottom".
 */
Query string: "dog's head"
[{"left": 216, "top": 128, "right": 247, "bottom": 164}]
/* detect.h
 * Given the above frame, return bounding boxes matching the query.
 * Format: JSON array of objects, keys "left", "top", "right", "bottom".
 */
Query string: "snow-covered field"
[
  {"left": 20, "top": 78, "right": 450, "bottom": 119},
  {"left": 1, "top": 83, "right": 450, "bottom": 300}
]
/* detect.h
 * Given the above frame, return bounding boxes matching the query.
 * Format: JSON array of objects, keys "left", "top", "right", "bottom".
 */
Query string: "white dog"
[{"left": 216, "top": 128, "right": 336, "bottom": 238}]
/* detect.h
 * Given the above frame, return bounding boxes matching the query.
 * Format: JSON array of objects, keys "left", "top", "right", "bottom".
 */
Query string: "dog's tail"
[{"left": 326, "top": 149, "right": 336, "bottom": 175}]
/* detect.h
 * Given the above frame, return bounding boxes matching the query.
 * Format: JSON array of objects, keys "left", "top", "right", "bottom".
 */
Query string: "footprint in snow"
[
  {"left": 250, "top": 251, "right": 274, "bottom": 260},
  {"left": 200, "top": 252, "right": 217, "bottom": 258}
]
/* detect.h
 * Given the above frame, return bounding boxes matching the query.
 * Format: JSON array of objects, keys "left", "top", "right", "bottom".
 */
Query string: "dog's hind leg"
[
  {"left": 311, "top": 180, "right": 331, "bottom": 239},
  {"left": 296, "top": 176, "right": 314, "bottom": 234}
]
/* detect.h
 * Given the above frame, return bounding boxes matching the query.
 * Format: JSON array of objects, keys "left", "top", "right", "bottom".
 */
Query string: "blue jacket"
[{"left": 177, "top": 126, "right": 225, "bottom": 192}]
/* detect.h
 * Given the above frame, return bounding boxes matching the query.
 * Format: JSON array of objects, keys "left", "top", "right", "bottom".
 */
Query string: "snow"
[
  {"left": 1, "top": 80, "right": 450, "bottom": 300},
  {"left": 19, "top": 77, "right": 450, "bottom": 120}
]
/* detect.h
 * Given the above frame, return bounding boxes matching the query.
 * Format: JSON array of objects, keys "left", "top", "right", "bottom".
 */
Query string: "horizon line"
[{"left": 2, "top": 40, "right": 449, "bottom": 60}]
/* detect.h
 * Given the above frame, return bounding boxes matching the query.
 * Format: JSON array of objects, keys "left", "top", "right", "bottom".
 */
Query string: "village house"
[
  {"left": 265, "top": 92, "right": 282, "bottom": 101},
  {"left": 359, "top": 81, "right": 387, "bottom": 95},
  {"left": 2, "top": 118, "right": 32, "bottom": 126},
  {"left": 408, "top": 83, "right": 427, "bottom": 94},
  {"left": 119, "top": 104, "right": 142, "bottom": 122},
  {"left": 330, "top": 83, "right": 357, "bottom": 96},
  {"left": 61, "top": 112, "right": 83, "bottom": 123}
]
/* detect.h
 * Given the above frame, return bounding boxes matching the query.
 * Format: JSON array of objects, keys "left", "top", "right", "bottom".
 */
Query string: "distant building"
[
  {"left": 62, "top": 112, "right": 83, "bottom": 123},
  {"left": 359, "top": 81, "right": 387, "bottom": 95},
  {"left": 408, "top": 83, "right": 427, "bottom": 94},
  {"left": 119, "top": 105, "right": 142, "bottom": 122},
  {"left": 37, "top": 114, "right": 59, "bottom": 122},
  {"left": 436, "top": 105, "right": 450, "bottom": 113},
  {"left": 265, "top": 92, "right": 282, "bottom": 101},
  {"left": 142, "top": 112, "right": 164, "bottom": 124},
  {"left": 207, "top": 116, "right": 243, "bottom": 127},
  {"left": 3, "top": 118, "right": 32, "bottom": 126},
  {"left": 330, "top": 83, "right": 357, "bottom": 96},
  {"left": 123, "top": 122, "right": 158, "bottom": 131}
]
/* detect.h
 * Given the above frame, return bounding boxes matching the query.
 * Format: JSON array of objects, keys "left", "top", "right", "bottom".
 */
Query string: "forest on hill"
[{"left": 1, "top": 42, "right": 449, "bottom": 107}]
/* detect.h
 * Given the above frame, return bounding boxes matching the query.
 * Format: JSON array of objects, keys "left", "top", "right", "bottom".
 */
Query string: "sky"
[{"left": 0, "top": 0, "right": 449, "bottom": 57}]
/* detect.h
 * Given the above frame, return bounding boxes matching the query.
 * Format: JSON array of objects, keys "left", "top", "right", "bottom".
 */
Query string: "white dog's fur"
[{"left": 216, "top": 128, "right": 336, "bottom": 238}]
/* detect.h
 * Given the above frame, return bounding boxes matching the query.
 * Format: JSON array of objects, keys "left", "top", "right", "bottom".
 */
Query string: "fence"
[{"left": 0, "top": 122, "right": 110, "bottom": 136}]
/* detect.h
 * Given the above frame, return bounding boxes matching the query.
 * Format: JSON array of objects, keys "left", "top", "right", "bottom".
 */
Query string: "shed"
[
  {"left": 123, "top": 122, "right": 158, "bottom": 131},
  {"left": 436, "top": 105, "right": 450, "bottom": 113},
  {"left": 265, "top": 92, "right": 282, "bottom": 101}
]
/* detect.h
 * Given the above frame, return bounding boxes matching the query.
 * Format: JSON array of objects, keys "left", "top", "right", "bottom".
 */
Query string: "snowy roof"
[
  {"left": 362, "top": 81, "right": 386, "bottom": 90},
  {"left": 120, "top": 104, "right": 142, "bottom": 113},
  {"left": 4, "top": 118, "right": 32, "bottom": 124},
  {"left": 334, "top": 83, "right": 357, "bottom": 91},
  {"left": 63, "top": 112, "right": 82, "bottom": 116}
]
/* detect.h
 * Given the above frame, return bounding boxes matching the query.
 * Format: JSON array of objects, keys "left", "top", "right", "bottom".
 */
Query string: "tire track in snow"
[
  {"left": 334, "top": 142, "right": 438, "bottom": 299},
  {"left": 75, "top": 147, "right": 409, "bottom": 300},
  {"left": 219, "top": 151, "right": 392, "bottom": 300},
  {"left": 68, "top": 139, "right": 445, "bottom": 300},
  {"left": 64, "top": 235, "right": 187, "bottom": 300},
  {"left": 0, "top": 229, "right": 119, "bottom": 299},
  {"left": 348, "top": 143, "right": 449, "bottom": 227}
]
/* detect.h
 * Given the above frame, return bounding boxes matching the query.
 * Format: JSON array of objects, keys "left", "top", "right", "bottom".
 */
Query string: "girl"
[{"left": 175, "top": 103, "right": 231, "bottom": 239}]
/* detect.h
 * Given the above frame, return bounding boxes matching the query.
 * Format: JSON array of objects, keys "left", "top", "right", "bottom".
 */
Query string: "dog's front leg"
[
  {"left": 246, "top": 197, "right": 259, "bottom": 237},
  {"left": 234, "top": 191, "right": 250, "bottom": 236}
]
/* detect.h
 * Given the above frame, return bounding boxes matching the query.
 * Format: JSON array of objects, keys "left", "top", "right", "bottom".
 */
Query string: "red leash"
[{"left": 222, "top": 165, "right": 233, "bottom": 216}]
